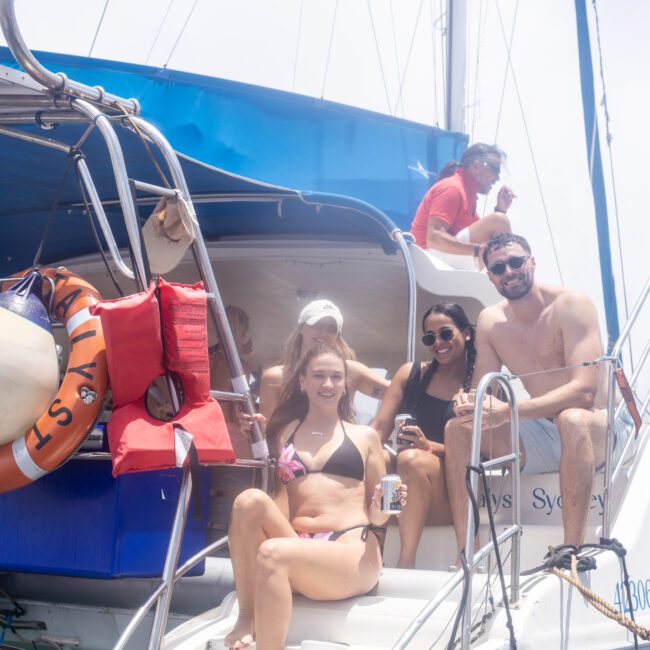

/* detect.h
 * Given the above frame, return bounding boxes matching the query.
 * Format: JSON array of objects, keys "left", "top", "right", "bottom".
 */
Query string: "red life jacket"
[{"left": 92, "top": 279, "right": 234, "bottom": 476}]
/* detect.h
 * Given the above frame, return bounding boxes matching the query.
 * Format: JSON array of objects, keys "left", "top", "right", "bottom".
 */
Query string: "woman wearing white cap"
[{"left": 259, "top": 299, "right": 389, "bottom": 422}]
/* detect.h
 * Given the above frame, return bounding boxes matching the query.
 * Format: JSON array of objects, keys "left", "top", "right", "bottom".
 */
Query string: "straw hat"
[{"left": 142, "top": 193, "right": 196, "bottom": 274}]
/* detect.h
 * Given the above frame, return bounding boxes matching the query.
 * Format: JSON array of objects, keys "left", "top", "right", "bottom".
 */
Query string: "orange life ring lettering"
[{"left": 0, "top": 268, "right": 109, "bottom": 492}]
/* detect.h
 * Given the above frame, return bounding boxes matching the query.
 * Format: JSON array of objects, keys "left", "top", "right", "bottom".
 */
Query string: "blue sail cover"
[{"left": 0, "top": 48, "right": 466, "bottom": 228}]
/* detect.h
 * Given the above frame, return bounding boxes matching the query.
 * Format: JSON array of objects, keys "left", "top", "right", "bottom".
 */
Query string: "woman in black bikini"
[
  {"left": 374, "top": 303, "right": 475, "bottom": 568},
  {"left": 224, "top": 345, "right": 404, "bottom": 649}
]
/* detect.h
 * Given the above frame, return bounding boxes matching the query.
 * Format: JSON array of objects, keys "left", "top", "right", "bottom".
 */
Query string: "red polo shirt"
[{"left": 410, "top": 168, "right": 480, "bottom": 247}]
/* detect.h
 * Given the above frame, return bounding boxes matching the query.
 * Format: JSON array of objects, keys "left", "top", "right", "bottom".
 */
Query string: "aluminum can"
[
  {"left": 380, "top": 474, "right": 402, "bottom": 514},
  {"left": 394, "top": 413, "right": 416, "bottom": 447}
]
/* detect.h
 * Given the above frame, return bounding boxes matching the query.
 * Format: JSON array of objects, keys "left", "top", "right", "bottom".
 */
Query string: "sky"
[{"left": 2, "top": 0, "right": 648, "bottom": 371}]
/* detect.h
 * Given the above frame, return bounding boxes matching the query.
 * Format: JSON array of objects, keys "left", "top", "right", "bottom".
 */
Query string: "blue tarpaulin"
[{"left": 0, "top": 48, "right": 467, "bottom": 275}]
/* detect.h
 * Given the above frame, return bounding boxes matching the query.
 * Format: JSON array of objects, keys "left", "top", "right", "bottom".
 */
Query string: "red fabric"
[
  {"left": 92, "top": 286, "right": 164, "bottom": 408},
  {"left": 91, "top": 280, "right": 234, "bottom": 476},
  {"left": 410, "top": 168, "right": 480, "bottom": 247}
]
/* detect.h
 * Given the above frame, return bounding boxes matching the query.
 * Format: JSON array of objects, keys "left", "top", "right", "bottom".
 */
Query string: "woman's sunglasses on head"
[
  {"left": 422, "top": 328, "right": 456, "bottom": 347},
  {"left": 488, "top": 255, "right": 529, "bottom": 276}
]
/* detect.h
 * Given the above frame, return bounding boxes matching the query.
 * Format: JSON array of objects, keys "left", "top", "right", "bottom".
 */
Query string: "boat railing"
[
  {"left": 394, "top": 372, "right": 521, "bottom": 650},
  {"left": 602, "top": 275, "right": 650, "bottom": 538},
  {"left": 0, "top": 5, "right": 272, "bottom": 646},
  {"left": 0, "top": 0, "right": 139, "bottom": 114}
]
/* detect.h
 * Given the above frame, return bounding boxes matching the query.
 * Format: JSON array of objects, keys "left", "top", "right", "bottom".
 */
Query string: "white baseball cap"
[
  {"left": 297, "top": 299, "right": 343, "bottom": 333},
  {"left": 142, "top": 194, "right": 196, "bottom": 275}
]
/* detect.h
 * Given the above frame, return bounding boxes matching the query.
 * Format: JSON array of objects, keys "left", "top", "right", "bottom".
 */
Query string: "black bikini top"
[{"left": 276, "top": 419, "right": 365, "bottom": 485}]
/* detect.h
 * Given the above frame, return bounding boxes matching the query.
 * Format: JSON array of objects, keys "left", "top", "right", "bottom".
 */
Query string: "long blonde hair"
[{"left": 280, "top": 321, "right": 356, "bottom": 392}]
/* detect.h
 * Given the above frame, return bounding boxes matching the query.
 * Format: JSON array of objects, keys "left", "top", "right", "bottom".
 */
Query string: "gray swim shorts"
[{"left": 519, "top": 408, "right": 635, "bottom": 475}]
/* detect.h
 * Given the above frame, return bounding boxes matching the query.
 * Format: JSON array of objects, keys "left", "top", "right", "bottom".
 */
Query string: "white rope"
[
  {"left": 164, "top": 0, "right": 200, "bottom": 69},
  {"left": 320, "top": 0, "right": 340, "bottom": 99},
  {"left": 366, "top": 0, "right": 392, "bottom": 115},
  {"left": 145, "top": 0, "right": 176, "bottom": 66},
  {"left": 88, "top": 0, "right": 110, "bottom": 57},
  {"left": 492, "top": 0, "right": 564, "bottom": 286}
]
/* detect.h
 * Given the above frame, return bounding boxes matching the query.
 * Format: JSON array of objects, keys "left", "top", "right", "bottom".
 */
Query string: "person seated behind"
[
  {"left": 445, "top": 232, "right": 632, "bottom": 553},
  {"left": 209, "top": 305, "right": 253, "bottom": 458},
  {"left": 224, "top": 345, "right": 406, "bottom": 649},
  {"left": 259, "top": 299, "right": 389, "bottom": 421},
  {"left": 374, "top": 303, "right": 475, "bottom": 568},
  {"left": 410, "top": 143, "right": 515, "bottom": 270}
]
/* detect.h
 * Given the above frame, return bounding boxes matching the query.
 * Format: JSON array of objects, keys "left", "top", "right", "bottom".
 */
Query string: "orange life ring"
[{"left": 0, "top": 268, "right": 109, "bottom": 492}]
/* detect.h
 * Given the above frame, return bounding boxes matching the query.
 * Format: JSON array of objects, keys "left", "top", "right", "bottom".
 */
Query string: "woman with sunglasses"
[
  {"left": 224, "top": 345, "right": 404, "bottom": 649},
  {"left": 258, "top": 299, "right": 389, "bottom": 421},
  {"left": 374, "top": 303, "right": 475, "bottom": 568}
]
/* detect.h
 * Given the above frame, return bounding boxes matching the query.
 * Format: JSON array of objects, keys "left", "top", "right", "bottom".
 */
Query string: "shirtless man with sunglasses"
[{"left": 444, "top": 232, "right": 630, "bottom": 554}]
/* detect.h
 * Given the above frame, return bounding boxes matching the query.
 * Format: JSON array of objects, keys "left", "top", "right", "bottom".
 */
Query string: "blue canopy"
[{"left": 0, "top": 48, "right": 467, "bottom": 275}]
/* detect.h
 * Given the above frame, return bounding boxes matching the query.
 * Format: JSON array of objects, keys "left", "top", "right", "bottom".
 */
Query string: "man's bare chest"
[{"left": 491, "top": 321, "right": 565, "bottom": 374}]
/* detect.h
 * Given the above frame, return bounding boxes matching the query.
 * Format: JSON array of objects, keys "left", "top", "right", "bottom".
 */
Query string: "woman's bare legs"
[
  {"left": 396, "top": 449, "right": 451, "bottom": 568},
  {"left": 254, "top": 531, "right": 382, "bottom": 650},
  {"left": 225, "top": 488, "right": 296, "bottom": 648}
]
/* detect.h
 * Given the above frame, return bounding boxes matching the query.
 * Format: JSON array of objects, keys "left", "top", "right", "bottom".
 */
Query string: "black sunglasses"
[
  {"left": 422, "top": 328, "right": 456, "bottom": 347},
  {"left": 481, "top": 160, "right": 501, "bottom": 175},
  {"left": 488, "top": 255, "right": 529, "bottom": 276}
]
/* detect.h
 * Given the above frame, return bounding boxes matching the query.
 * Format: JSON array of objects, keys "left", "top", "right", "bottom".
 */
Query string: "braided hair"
[{"left": 414, "top": 304, "right": 476, "bottom": 407}]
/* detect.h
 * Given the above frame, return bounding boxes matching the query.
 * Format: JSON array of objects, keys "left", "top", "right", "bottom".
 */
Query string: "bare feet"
[{"left": 224, "top": 611, "right": 255, "bottom": 649}]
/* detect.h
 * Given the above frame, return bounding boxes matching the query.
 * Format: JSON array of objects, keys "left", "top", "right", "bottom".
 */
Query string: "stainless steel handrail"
[
  {"left": 602, "top": 276, "right": 650, "bottom": 538},
  {"left": 393, "top": 525, "right": 518, "bottom": 649},
  {"left": 76, "top": 157, "right": 136, "bottom": 281},
  {"left": 461, "top": 372, "right": 521, "bottom": 648},
  {"left": 128, "top": 116, "right": 268, "bottom": 464},
  {"left": 0, "top": 0, "right": 140, "bottom": 114},
  {"left": 72, "top": 99, "right": 147, "bottom": 288},
  {"left": 393, "top": 373, "right": 521, "bottom": 649}
]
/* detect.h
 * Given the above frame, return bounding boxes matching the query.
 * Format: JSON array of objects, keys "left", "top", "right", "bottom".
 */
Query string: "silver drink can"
[
  {"left": 394, "top": 413, "right": 413, "bottom": 432},
  {"left": 380, "top": 474, "right": 402, "bottom": 514},
  {"left": 394, "top": 413, "right": 416, "bottom": 448}
]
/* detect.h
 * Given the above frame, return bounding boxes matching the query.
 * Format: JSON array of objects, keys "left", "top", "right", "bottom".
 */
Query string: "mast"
[
  {"left": 445, "top": 0, "right": 467, "bottom": 132},
  {"left": 574, "top": 0, "right": 620, "bottom": 348}
]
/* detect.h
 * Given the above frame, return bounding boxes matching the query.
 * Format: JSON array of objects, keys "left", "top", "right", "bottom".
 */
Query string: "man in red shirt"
[{"left": 410, "top": 143, "right": 515, "bottom": 270}]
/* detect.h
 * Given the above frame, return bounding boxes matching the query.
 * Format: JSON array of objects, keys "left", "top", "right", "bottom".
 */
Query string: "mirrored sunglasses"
[
  {"left": 421, "top": 328, "right": 456, "bottom": 347},
  {"left": 488, "top": 255, "right": 529, "bottom": 276}
]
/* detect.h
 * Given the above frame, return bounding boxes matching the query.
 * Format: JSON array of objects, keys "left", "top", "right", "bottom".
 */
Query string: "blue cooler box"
[{"left": 0, "top": 459, "right": 211, "bottom": 578}]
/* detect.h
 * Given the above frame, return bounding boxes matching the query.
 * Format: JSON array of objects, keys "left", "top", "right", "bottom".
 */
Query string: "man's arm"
[
  {"left": 470, "top": 308, "right": 504, "bottom": 386},
  {"left": 426, "top": 217, "right": 479, "bottom": 256},
  {"left": 517, "top": 292, "right": 603, "bottom": 419}
]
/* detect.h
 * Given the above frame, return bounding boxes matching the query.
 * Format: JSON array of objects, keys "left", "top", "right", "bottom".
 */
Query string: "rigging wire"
[
  {"left": 291, "top": 0, "right": 304, "bottom": 92},
  {"left": 164, "top": 0, "right": 201, "bottom": 69},
  {"left": 392, "top": 0, "right": 426, "bottom": 116},
  {"left": 88, "top": 0, "right": 110, "bottom": 57},
  {"left": 320, "top": 0, "right": 340, "bottom": 99},
  {"left": 145, "top": 0, "right": 176, "bottom": 66},
  {"left": 429, "top": 0, "right": 440, "bottom": 126},
  {"left": 591, "top": 0, "right": 631, "bottom": 360},
  {"left": 468, "top": 0, "right": 486, "bottom": 141},
  {"left": 366, "top": 0, "right": 392, "bottom": 115},
  {"left": 492, "top": 0, "right": 565, "bottom": 285},
  {"left": 389, "top": 0, "right": 403, "bottom": 118},
  {"left": 439, "top": 0, "right": 447, "bottom": 124}
]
